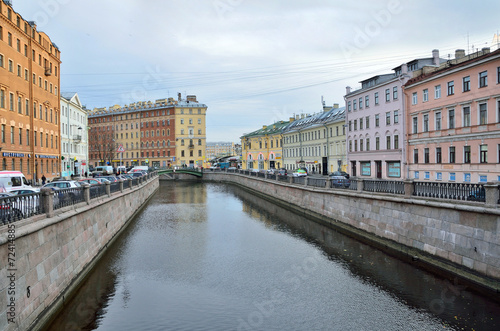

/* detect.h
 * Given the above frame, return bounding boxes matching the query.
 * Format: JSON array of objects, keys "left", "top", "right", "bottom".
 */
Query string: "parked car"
[
  {"left": 94, "top": 177, "right": 111, "bottom": 184},
  {"left": 277, "top": 168, "right": 288, "bottom": 176},
  {"left": 79, "top": 178, "right": 103, "bottom": 186},
  {"left": 0, "top": 192, "right": 23, "bottom": 224},
  {"left": 329, "top": 172, "right": 350, "bottom": 188},
  {"left": 100, "top": 176, "right": 121, "bottom": 183},
  {"left": 8, "top": 188, "right": 40, "bottom": 217},
  {"left": 292, "top": 169, "right": 308, "bottom": 177},
  {"left": 43, "top": 180, "right": 82, "bottom": 189}
]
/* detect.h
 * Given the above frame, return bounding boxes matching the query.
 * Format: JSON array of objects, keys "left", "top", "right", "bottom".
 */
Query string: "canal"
[{"left": 46, "top": 181, "right": 500, "bottom": 331}]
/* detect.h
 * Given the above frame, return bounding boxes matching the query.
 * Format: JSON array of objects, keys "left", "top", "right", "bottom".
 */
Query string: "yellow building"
[
  {"left": 175, "top": 94, "right": 207, "bottom": 168},
  {"left": 241, "top": 120, "right": 289, "bottom": 170}
]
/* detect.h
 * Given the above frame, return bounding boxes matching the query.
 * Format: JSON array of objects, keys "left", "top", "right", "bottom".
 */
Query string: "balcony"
[
  {"left": 73, "top": 135, "right": 82, "bottom": 142},
  {"left": 44, "top": 67, "right": 52, "bottom": 76},
  {"left": 188, "top": 144, "right": 195, "bottom": 149}
]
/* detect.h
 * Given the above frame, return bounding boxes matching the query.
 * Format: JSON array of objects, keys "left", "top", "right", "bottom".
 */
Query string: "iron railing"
[
  {"left": 413, "top": 182, "right": 485, "bottom": 202},
  {"left": 90, "top": 185, "right": 107, "bottom": 199},
  {"left": 308, "top": 178, "right": 326, "bottom": 188},
  {"left": 364, "top": 180, "right": 405, "bottom": 195}
]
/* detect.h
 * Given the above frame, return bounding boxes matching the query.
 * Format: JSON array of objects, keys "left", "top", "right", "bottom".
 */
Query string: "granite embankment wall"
[
  {"left": 202, "top": 172, "right": 500, "bottom": 294},
  {"left": 0, "top": 177, "right": 159, "bottom": 331}
]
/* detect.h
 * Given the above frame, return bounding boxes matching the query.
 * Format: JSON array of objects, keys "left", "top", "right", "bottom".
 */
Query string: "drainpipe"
[{"left": 399, "top": 73, "right": 411, "bottom": 180}]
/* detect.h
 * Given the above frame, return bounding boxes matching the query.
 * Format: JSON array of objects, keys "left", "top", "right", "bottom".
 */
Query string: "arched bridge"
[{"left": 158, "top": 169, "right": 203, "bottom": 177}]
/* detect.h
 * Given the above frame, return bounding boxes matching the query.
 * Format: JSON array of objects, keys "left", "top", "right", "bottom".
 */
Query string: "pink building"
[
  {"left": 405, "top": 48, "right": 500, "bottom": 183},
  {"left": 345, "top": 51, "right": 443, "bottom": 179}
]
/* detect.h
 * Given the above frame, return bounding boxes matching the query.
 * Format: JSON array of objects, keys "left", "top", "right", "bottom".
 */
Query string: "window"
[
  {"left": 435, "top": 85, "right": 441, "bottom": 99},
  {"left": 423, "top": 114, "right": 429, "bottom": 132},
  {"left": 10, "top": 126, "right": 14, "bottom": 143},
  {"left": 348, "top": 121, "right": 352, "bottom": 132},
  {"left": 354, "top": 119, "right": 357, "bottom": 130},
  {"left": 480, "top": 145, "right": 488, "bottom": 163},
  {"left": 394, "top": 135, "right": 399, "bottom": 149},
  {"left": 365, "top": 95, "right": 369, "bottom": 108},
  {"left": 375, "top": 114, "right": 379, "bottom": 127},
  {"left": 366, "top": 138, "right": 370, "bottom": 151},
  {"left": 359, "top": 97, "right": 363, "bottom": 109},
  {"left": 463, "top": 76, "right": 470, "bottom": 92},
  {"left": 394, "top": 110, "right": 399, "bottom": 124},
  {"left": 412, "top": 117, "right": 418, "bottom": 133},
  {"left": 413, "top": 149, "right": 419, "bottom": 163},
  {"left": 463, "top": 106, "right": 471, "bottom": 127},
  {"left": 375, "top": 137, "right": 380, "bottom": 150},
  {"left": 479, "top": 103, "right": 487, "bottom": 125},
  {"left": 412, "top": 92, "right": 417, "bottom": 105},
  {"left": 423, "top": 89, "right": 428, "bottom": 102},
  {"left": 436, "top": 147, "right": 442, "bottom": 164},
  {"left": 386, "top": 112, "right": 391, "bottom": 125},
  {"left": 447, "top": 81, "right": 454, "bottom": 95},
  {"left": 365, "top": 116, "right": 369, "bottom": 129},
  {"left": 464, "top": 146, "right": 471, "bottom": 163},
  {"left": 353, "top": 99, "right": 357, "bottom": 110},
  {"left": 449, "top": 146, "right": 455, "bottom": 163},
  {"left": 385, "top": 89, "right": 390, "bottom": 102},
  {"left": 424, "top": 148, "right": 429, "bottom": 163},
  {"left": 359, "top": 118, "right": 363, "bottom": 130},
  {"left": 393, "top": 86, "right": 398, "bottom": 100},
  {"left": 374, "top": 92, "right": 379, "bottom": 105},
  {"left": 498, "top": 66, "right": 500, "bottom": 84},
  {"left": 448, "top": 109, "right": 455, "bottom": 129},
  {"left": 479, "top": 71, "right": 488, "bottom": 88},
  {"left": 347, "top": 101, "right": 351, "bottom": 112},
  {"left": 435, "top": 112, "right": 441, "bottom": 130}
]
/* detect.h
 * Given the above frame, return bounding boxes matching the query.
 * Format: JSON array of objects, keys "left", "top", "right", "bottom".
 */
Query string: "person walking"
[{"left": 41, "top": 175, "right": 46, "bottom": 185}]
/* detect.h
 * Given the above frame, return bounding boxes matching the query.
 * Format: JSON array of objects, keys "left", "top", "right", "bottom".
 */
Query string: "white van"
[
  {"left": 0, "top": 171, "right": 34, "bottom": 193},
  {"left": 93, "top": 166, "right": 114, "bottom": 175}
]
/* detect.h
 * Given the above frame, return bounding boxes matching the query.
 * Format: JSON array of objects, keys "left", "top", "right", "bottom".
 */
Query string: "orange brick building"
[{"left": 0, "top": 2, "right": 61, "bottom": 183}]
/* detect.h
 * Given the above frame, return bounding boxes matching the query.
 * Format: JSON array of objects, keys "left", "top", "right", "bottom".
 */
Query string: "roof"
[
  {"left": 241, "top": 120, "right": 290, "bottom": 139},
  {"left": 283, "top": 107, "right": 345, "bottom": 133}
]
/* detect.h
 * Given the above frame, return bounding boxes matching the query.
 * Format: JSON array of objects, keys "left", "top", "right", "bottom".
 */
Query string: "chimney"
[
  {"left": 187, "top": 95, "right": 197, "bottom": 102},
  {"left": 178, "top": 92, "right": 181, "bottom": 101},
  {"left": 346, "top": 86, "right": 351, "bottom": 94},
  {"left": 289, "top": 117, "right": 295, "bottom": 122},
  {"left": 455, "top": 49, "right": 466, "bottom": 60},
  {"left": 296, "top": 115, "right": 299, "bottom": 120},
  {"left": 401, "top": 63, "right": 408, "bottom": 74},
  {"left": 333, "top": 103, "right": 339, "bottom": 109},
  {"left": 482, "top": 47, "right": 490, "bottom": 54},
  {"left": 301, "top": 114, "right": 305, "bottom": 119},
  {"left": 262, "top": 125, "right": 267, "bottom": 129},
  {"left": 432, "top": 49, "right": 440, "bottom": 66}
]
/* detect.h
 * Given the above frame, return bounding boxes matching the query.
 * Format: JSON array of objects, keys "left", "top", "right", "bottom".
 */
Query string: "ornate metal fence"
[
  {"left": 413, "top": 182, "right": 485, "bottom": 202},
  {"left": 363, "top": 180, "right": 405, "bottom": 195}
]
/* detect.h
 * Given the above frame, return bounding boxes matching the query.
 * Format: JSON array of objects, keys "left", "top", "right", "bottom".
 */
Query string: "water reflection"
[{"left": 45, "top": 182, "right": 500, "bottom": 331}]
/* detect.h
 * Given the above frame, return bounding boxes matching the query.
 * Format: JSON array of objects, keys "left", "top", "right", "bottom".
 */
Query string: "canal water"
[{"left": 47, "top": 182, "right": 500, "bottom": 331}]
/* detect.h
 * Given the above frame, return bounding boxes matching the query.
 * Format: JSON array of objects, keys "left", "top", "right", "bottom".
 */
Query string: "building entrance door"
[{"left": 376, "top": 161, "right": 382, "bottom": 179}]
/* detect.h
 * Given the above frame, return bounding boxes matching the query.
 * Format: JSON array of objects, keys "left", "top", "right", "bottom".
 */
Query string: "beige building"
[
  {"left": 282, "top": 105, "right": 346, "bottom": 175},
  {"left": 241, "top": 120, "right": 288, "bottom": 170},
  {"left": 174, "top": 94, "right": 207, "bottom": 167}
]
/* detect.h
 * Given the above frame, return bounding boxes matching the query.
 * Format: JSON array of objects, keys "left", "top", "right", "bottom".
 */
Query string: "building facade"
[
  {"left": 0, "top": 1, "right": 61, "bottom": 182},
  {"left": 88, "top": 94, "right": 206, "bottom": 169},
  {"left": 206, "top": 141, "right": 236, "bottom": 160},
  {"left": 405, "top": 48, "right": 500, "bottom": 183},
  {"left": 345, "top": 50, "right": 444, "bottom": 179},
  {"left": 241, "top": 120, "right": 288, "bottom": 171},
  {"left": 60, "top": 92, "right": 88, "bottom": 177},
  {"left": 282, "top": 105, "right": 346, "bottom": 175},
  {"left": 174, "top": 94, "right": 207, "bottom": 168}
]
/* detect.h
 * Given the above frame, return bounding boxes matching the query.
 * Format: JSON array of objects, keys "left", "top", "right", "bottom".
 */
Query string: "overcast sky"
[{"left": 14, "top": 0, "right": 500, "bottom": 142}]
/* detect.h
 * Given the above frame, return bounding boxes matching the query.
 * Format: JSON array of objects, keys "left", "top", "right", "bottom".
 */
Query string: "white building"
[{"left": 60, "top": 93, "right": 89, "bottom": 178}]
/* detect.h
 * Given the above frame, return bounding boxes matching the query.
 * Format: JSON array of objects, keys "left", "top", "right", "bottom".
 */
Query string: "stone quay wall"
[
  {"left": 0, "top": 176, "right": 159, "bottom": 331},
  {"left": 202, "top": 172, "right": 500, "bottom": 294}
]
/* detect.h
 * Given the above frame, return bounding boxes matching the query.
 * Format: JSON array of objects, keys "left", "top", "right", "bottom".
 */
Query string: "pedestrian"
[
  {"left": 312, "top": 165, "right": 315, "bottom": 173},
  {"left": 41, "top": 175, "right": 46, "bottom": 185},
  {"left": 84, "top": 171, "right": 88, "bottom": 178}
]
